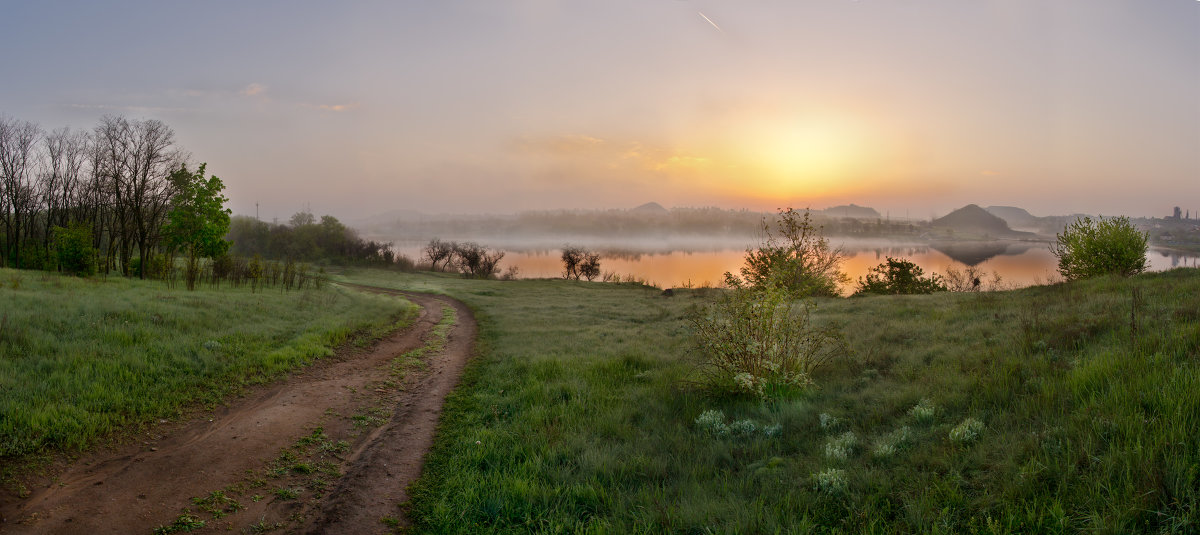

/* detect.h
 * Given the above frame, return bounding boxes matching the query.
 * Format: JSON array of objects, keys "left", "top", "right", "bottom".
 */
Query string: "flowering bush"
[{"left": 690, "top": 284, "right": 845, "bottom": 399}]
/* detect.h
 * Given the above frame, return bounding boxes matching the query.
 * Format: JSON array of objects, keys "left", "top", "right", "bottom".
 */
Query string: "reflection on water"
[{"left": 393, "top": 239, "right": 1200, "bottom": 291}]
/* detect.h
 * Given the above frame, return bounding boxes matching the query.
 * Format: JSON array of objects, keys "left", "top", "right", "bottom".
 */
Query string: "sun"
[{"left": 730, "top": 111, "right": 869, "bottom": 199}]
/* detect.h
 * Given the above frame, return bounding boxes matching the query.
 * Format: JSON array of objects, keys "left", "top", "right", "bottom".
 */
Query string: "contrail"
[{"left": 698, "top": 11, "right": 723, "bottom": 33}]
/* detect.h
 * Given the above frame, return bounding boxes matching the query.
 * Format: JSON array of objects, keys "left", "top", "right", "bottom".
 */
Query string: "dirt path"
[{"left": 0, "top": 286, "right": 475, "bottom": 535}]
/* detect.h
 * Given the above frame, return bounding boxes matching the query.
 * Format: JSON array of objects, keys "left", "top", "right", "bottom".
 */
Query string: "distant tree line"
[
  {"left": 227, "top": 212, "right": 404, "bottom": 267},
  {"left": 0, "top": 114, "right": 234, "bottom": 278}
]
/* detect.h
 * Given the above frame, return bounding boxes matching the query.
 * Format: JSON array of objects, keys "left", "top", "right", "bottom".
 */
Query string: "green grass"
[
  {"left": 0, "top": 267, "right": 416, "bottom": 463},
  {"left": 339, "top": 268, "right": 1200, "bottom": 533}
]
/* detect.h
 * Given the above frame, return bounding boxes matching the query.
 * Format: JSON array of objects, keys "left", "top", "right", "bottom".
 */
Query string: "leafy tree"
[
  {"left": 726, "top": 208, "right": 847, "bottom": 297},
  {"left": 1051, "top": 215, "right": 1148, "bottom": 281},
  {"left": 163, "top": 163, "right": 231, "bottom": 290},
  {"left": 854, "top": 257, "right": 947, "bottom": 296},
  {"left": 52, "top": 223, "right": 96, "bottom": 276}
]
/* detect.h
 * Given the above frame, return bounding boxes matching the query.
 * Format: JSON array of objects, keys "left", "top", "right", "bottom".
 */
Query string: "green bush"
[
  {"left": 854, "top": 257, "right": 946, "bottom": 295},
  {"left": 52, "top": 223, "right": 96, "bottom": 276},
  {"left": 690, "top": 285, "right": 845, "bottom": 399},
  {"left": 1051, "top": 215, "right": 1148, "bottom": 281}
]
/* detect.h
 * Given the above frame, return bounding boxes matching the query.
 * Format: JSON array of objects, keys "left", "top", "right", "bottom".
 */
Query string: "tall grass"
[
  {"left": 342, "top": 268, "right": 1200, "bottom": 533},
  {"left": 0, "top": 268, "right": 415, "bottom": 460}
]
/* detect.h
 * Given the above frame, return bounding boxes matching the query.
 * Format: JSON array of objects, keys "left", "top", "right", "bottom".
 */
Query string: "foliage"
[
  {"left": 690, "top": 285, "right": 845, "bottom": 399},
  {"left": 163, "top": 163, "right": 231, "bottom": 290},
  {"left": 1051, "top": 215, "right": 1148, "bottom": 281},
  {"left": 51, "top": 224, "right": 97, "bottom": 276},
  {"left": 227, "top": 214, "right": 400, "bottom": 267},
  {"left": 726, "top": 207, "right": 847, "bottom": 297},
  {"left": 854, "top": 257, "right": 946, "bottom": 295}
]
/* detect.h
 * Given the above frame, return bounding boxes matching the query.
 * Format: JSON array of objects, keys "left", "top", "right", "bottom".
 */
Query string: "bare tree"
[
  {"left": 580, "top": 251, "right": 601, "bottom": 281},
  {"left": 39, "top": 127, "right": 89, "bottom": 252},
  {"left": 423, "top": 238, "right": 455, "bottom": 271},
  {"left": 92, "top": 116, "right": 183, "bottom": 277},
  {"left": 0, "top": 117, "right": 43, "bottom": 268},
  {"left": 561, "top": 246, "right": 584, "bottom": 280}
]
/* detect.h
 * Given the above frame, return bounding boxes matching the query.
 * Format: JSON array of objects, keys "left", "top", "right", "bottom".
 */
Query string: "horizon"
[{"left": 2, "top": 1, "right": 1197, "bottom": 223}]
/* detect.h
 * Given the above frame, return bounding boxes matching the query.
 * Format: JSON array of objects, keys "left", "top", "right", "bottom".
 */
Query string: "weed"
[
  {"left": 153, "top": 513, "right": 205, "bottom": 534},
  {"left": 818, "top": 412, "right": 842, "bottom": 431},
  {"left": 191, "top": 489, "right": 242, "bottom": 518},
  {"left": 274, "top": 487, "right": 301, "bottom": 500},
  {"left": 823, "top": 431, "right": 858, "bottom": 461},
  {"left": 948, "top": 417, "right": 984, "bottom": 444},
  {"left": 909, "top": 398, "right": 937, "bottom": 424},
  {"left": 870, "top": 426, "right": 913, "bottom": 458},
  {"left": 812, "top": 468, "right": 848, "bottom": 495}
]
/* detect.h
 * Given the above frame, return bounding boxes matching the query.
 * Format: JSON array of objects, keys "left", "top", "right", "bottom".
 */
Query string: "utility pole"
[{"left": 255, "top": 202, "right": 259, "bottom": 220}]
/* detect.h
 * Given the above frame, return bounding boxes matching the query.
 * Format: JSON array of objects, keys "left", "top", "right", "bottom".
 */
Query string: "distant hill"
[
  {"left": 985, "top": 206, "right": 1038, "bottom": 229},
  {"left": 630, "top": 202, "right": 669, "bottom": 215},
  {"left": 821, "top": 204, "right": 880, "bottom": 219},
  {"left": 932, "top": 204, "right": 1025, "bottom": 238}
]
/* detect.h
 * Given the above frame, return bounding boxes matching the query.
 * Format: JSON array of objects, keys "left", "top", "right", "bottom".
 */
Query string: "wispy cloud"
[
  {"left": 240, "top": 83, "right": 267, "bottom": 97},
  {"left": 315, "top": 102, "right": 359, "bottom": 112},
  {"left": 67, "top": 103, "right": 192, "bottom": 113}
]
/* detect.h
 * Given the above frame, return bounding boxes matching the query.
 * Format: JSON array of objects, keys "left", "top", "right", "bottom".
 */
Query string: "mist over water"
[{"left": 391, "top": 237, "right": 1200, "bottom": 291}]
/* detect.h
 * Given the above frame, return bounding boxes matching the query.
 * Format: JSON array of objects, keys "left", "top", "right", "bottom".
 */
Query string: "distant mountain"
[
  {"left": 630, "top": 202, "right": 669, "bottom": 215},
  {"left": 932, "top": 204, "right": 1021, "bottom": 237},
  {"left": 985, "top": 205, "right": 1038, "bottom": 229},
  {"left": 821, "top": 204, "right": 880, "bottom": 219}
]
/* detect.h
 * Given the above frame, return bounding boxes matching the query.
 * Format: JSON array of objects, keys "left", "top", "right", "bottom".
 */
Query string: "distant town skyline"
[{"left": 2, "top": 1, "right": 1197, "bottom": 223}]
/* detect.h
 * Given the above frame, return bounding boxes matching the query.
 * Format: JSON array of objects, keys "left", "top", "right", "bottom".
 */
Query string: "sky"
[{"left": 1, "top": 1, "right": 1197, "bottom": 223}]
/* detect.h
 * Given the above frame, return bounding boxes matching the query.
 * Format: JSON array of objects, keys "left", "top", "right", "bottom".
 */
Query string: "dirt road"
[{"left": 0, "top": 286, "right": 475, "bottom": 534}]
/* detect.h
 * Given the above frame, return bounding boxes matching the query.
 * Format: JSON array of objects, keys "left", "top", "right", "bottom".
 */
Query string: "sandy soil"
[{"left": 0, "top": 285, "right": 475, "bottom": 534}]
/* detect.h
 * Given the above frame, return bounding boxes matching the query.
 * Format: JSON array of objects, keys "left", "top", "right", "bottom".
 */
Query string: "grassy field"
[
  {"left": 338, "top": 268, "right": 1200, "bottom": 534},
  {"left": 0, "top": 268, "right": 416, "bottom": 467}
]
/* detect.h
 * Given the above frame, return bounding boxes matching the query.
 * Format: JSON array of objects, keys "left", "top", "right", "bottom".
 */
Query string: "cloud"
[
  {"left": 240, "top": 83, "right": 267, "bottom": 97},
  {"left": 514, "top": 134, "right": 606, "bottom": 154},
  {"left": 67, "top": 103, "right": 191, "bottom": 113},
  {"left": 315, "top": 102, "right": 359, "bottom": 112}
]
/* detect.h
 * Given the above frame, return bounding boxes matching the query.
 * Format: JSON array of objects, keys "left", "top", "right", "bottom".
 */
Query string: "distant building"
[{"left": 1173, "top": 206, "right": 1182, "bottom": 219}]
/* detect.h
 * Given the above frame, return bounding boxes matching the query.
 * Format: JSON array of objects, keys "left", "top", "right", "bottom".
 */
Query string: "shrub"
[
  {"left": 1051, "top": 215, "right": 1148, "bottom": 281},
  {"left": 52, "top": 223, "right": 96, "bottom": 276},
  {"left": 854, "top": 257, "right": 946, "bottom": 295},
  {"left": 690, "top": 285, "right": 846, "bottom": 399},
  {"left": 726, "top": 208, "right": 847, "bottom": 297}
]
